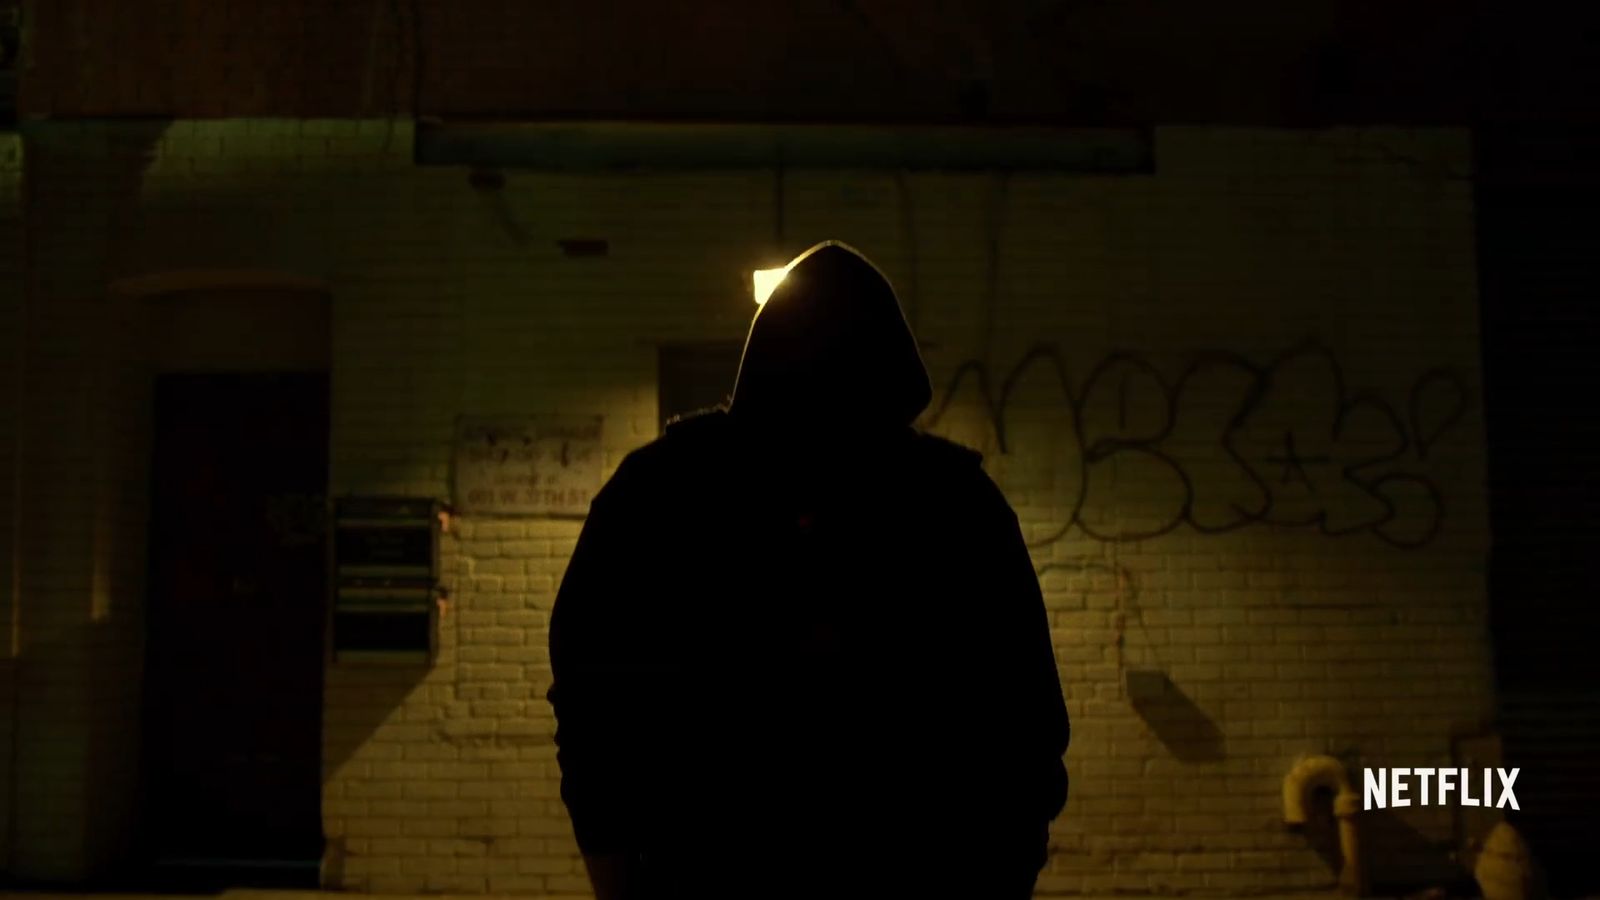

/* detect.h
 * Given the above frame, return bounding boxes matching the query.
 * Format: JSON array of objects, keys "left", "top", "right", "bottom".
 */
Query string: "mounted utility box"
[{"left": 331, "top": 496, "right": 439, "bottom": 663}]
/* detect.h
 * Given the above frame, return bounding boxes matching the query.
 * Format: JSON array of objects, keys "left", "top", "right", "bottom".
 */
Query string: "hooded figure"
[{"left": 547, "top": 242, "right": 1069, "bottom": 900}]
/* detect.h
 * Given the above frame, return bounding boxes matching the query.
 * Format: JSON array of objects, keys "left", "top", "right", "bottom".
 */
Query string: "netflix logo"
[{"left": 1363, "top": 768, "right": 1520, "bottom": 810}]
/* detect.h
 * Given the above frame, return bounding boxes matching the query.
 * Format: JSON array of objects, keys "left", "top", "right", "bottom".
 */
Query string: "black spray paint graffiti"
[{"left": 922, "top": 339, "right": 1472, "bottom": 549}]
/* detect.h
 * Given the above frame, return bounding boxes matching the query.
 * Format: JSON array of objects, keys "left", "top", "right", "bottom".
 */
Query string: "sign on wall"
[{"left": 453, "top": 415, "right": 603, "bottom": 517}]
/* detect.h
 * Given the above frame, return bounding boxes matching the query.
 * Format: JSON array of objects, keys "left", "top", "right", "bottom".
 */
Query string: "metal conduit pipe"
[{"left": 1283, "top": 755, "right": 1366, "bottom": 896}]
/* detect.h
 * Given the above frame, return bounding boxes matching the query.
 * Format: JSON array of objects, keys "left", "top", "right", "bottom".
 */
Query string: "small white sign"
[{"left": 453, "top": 415, "right": 603, "bottom": 517}]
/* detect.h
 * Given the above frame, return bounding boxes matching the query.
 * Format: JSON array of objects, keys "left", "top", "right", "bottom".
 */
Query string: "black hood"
[{"left": 728, "top": 241, "right": 932, "bottom": 430}]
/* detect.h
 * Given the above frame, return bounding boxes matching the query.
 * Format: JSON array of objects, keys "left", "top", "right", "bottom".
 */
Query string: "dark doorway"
[{"left": 138, "top": 372, "right": 329, "bottom": 888}]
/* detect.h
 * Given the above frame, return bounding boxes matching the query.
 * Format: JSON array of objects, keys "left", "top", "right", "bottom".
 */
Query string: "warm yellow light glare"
[{"left": 753, "top": 267, "right": 789, "bottom": 306}]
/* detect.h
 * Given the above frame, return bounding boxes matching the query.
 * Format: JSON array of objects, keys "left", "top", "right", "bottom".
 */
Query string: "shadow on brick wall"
[
  {"left": 0, "top": 621, "right": 146, "bottom": 885},
  {"left": 321, "top": 663, "right": 433, "bottom": 778},
  {"left": 1300, "top": 794, "right": 1475, "bottom": 896},
  {"left": 320, "top": 662, "right": 433, "bottom": 888},
  {"left": 1126, "top": 668, "right": 1226, "bottom": 762},
  {"left": 1360, "top": 807, "right": 1476, "bottom": 895}
]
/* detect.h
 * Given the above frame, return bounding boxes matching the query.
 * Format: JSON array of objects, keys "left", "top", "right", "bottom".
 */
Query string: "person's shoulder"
[
  {"left": 910, "top": 429, "right": 985, "bottom": 470},
  {"left": 609, "top": 405, "right": 730, "bottom": 477},
  {"left": 662, "top": 404, "right": 732, "bottom": 441},
  {"left": 909, "top": 430, "right": 1017, "bottom": 516}
]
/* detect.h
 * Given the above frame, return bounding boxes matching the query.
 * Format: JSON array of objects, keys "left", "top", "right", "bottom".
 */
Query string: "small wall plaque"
[{"left": 453, "top": 415, "right": 603, "bottom": 518}]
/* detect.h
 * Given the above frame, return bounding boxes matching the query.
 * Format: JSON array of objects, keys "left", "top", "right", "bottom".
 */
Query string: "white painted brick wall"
[{"left": 6, "top": 120, "right": 1490, "bottom": 894}]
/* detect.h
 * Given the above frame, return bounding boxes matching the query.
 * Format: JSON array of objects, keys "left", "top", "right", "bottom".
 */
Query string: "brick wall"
[
  {"left": 3, "top": 121, "right": 167, "bottom": 880},
  {"left": 0, "top": 130, "right": 22, "bottom": 867},
  {"left": 4, "top": 119, "right": 1490, "bottom": 894}
]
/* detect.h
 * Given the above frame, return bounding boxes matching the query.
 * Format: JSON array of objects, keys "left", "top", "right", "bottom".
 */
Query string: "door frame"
[{"left": 121, "top": 274, "right": 332, "bottom": 889}]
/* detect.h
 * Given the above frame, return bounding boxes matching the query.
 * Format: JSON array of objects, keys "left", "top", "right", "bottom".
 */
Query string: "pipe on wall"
[{"left": 1283, "top": 755, "right": 1366, "bottom": 896}]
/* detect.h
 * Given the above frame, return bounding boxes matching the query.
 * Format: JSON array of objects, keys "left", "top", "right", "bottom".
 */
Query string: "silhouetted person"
[{"left": 547, "top": 241, "right": 1069, "bottom": 899}]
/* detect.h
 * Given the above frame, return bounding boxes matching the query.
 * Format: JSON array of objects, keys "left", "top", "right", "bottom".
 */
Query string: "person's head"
[{"left": 728, "top": 241, "right": 931, "bottom": 434}]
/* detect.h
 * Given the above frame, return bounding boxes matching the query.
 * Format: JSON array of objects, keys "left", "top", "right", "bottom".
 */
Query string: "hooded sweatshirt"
[
  {"left": 547, "top": 241, "right": 1069, "bottom": 899},
  {"left": 729, "top": 240, "right": 931, "bottom": 430}
]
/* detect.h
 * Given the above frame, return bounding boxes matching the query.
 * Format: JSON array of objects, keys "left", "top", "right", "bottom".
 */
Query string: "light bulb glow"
[{"left": 753, "top": 267, "right": 789, "bottom": 306}]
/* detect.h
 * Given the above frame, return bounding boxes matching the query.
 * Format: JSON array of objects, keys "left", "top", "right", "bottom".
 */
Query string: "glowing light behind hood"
[{"left": 753, "top": 266, "right": 790, "bottom": 306}]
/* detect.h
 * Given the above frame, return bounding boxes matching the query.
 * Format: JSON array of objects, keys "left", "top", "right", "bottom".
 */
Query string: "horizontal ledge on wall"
[{"left": 415, "top": 120, "right": 1153, "bottom": 173}]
